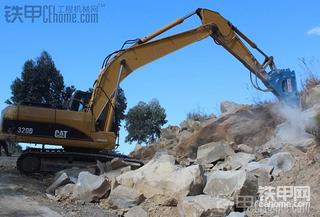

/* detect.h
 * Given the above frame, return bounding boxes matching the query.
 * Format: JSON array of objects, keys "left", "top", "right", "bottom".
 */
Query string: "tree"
[
  {"left": 125, "top": 99, "right": 167, "bottom": 144},
  {"left": 10, "top": 51, "right": 65, "bottom": 107},
  {"left": 112, "top": 88, "right": 127, "bottom": 136}
]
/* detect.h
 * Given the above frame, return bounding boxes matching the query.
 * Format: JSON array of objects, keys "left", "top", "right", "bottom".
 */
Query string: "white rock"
[
  {"left": 116, "top": 152, "right": 205, "bottom": 199},
  {"left": 203, "top": 170, "right": 246, "bottom": 198},
  {"left": 54, "top": 167, "right": 95, "bottom": 183},
  {"left": 268, "top": 152, "right": 295, "bottom": 175},
  {"left": 197, "top": 142, "right": 234, "bottom": 165},
  {"left": 227, "top": 212, "right": 246, "bottom": 217},
  {"left": 178, "top": 194, "right": 233, "bottom": 217},
  {"left": 73, "top": 171, "right": 110, "bottom": 202},
  {"left": 107, "top": 185, "right": 145, "bottom": 209}
]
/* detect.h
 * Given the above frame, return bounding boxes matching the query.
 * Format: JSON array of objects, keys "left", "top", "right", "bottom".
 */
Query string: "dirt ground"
[{"left": 0, "top": 156, "right": 117, "bottom": 217}]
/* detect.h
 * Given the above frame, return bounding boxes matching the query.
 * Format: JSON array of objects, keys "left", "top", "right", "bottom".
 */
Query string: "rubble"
[{"left": 55, "top": 183, "right": 75, "bottom": 199}]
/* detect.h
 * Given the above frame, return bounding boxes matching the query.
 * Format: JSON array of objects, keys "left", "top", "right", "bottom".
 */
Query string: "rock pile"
[{"left": 46, "top": 84, "right": 320, "bottom": 216}]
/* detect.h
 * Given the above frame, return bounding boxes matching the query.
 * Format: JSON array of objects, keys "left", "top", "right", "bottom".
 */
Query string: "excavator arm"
[{"left": 90, "top": 8, "right": 298, "bottom": 133}]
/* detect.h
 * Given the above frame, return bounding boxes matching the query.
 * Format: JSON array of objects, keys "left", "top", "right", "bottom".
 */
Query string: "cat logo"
[{"left": 54, "top": 130, "right": 68, "bottom": 139}]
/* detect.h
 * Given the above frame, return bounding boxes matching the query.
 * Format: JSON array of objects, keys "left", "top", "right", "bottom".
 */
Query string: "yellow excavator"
[{"left": 0, "top": 8, "right": 298, "bottom": 173}]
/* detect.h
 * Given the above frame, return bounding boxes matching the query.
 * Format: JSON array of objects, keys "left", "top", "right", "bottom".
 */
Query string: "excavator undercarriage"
[{"left": 17, "top": 148, "right": 143, "bottom": 174}]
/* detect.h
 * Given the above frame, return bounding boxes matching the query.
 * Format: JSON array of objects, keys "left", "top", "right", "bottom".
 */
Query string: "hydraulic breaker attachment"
[{"left": 265, "top": 69, "right": 299, "bottom": 106}]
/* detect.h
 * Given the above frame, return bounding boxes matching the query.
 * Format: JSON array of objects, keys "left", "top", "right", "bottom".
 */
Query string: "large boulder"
[
  {"left": 203, "top": 170, "right": 247, "bottom": 198},
  {"left": 116, "top": 152, "right": 205, "bottom": 199},
  {"left": 73, "top": 171, "right": 111, "bottom": 202},
  {"left": 178, "top": 194, "right": 233, "bottom": 217},
  {"left": 197, "top": 142, "right": 234, "bottom": 165},
  {"left": 203, "top": 169, "right": 258, "bottom": 202},
  {"left": 176, "top": 105, "right": 279, "bottom": 158},
  {"left": 107, "top": 185, "right": 145, "bottom": 209}
]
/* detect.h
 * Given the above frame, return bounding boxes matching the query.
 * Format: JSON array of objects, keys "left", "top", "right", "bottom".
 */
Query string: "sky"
[{"left": 0, "top": 0, "right": 319, "bottom": 154}]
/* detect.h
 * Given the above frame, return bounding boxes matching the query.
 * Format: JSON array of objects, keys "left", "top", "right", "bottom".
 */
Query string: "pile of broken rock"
[
  {"left": 46, "top": 90, "right": 320, "bottom": 217},
  {"left": 46, "top": 146, "right": 296, "bottom": 217}
]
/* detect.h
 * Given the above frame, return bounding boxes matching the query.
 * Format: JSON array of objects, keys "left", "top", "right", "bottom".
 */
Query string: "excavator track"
[{"left": 17, "top": 148, "right": 144, "bottom": 174}]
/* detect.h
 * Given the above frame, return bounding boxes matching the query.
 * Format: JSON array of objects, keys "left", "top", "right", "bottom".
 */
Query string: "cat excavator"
[{"left": 0, "top": 8, "right": 299, "bottom": 173}]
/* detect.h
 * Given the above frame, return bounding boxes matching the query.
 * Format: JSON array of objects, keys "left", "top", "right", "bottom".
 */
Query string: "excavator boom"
[{"left": 90, "top": 8, "right": 298, "bottom": 133}]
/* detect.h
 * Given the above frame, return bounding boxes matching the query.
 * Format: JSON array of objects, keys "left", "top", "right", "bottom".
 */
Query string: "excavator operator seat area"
[{"left": 69, "top": 90, "right": 92, "bottom": 112}]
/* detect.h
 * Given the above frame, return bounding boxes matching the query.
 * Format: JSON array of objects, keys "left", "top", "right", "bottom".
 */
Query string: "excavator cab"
[{"left": 68, "top": 90, "right": 92, "bottom": 111}]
